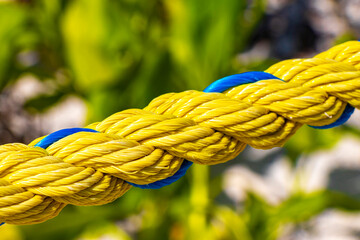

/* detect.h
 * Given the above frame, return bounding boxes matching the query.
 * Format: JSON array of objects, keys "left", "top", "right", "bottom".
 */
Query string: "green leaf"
[{"left": 24, "top": 92, "right": 65, "bottom": 113}]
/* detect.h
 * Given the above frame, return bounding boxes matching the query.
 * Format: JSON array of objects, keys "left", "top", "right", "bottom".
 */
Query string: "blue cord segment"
[
  {"left": 204, "top": 71, "right": 281, "bottom": 93},
  {"left": 35, "top": 128, "right": 99, "bottom": 149},
  {"left": 310, "top": 104, "right": 355, "bottom": 129},
  {"left": 0, "top": 222, "right": 4, "bottom": 227},
  {"left": 127, "top": 160, "right": 193, "bottom": 189}
]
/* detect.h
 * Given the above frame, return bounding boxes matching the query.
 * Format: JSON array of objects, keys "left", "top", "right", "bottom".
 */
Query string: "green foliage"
[
  {"left": 0, "top": 0, "right": 268, "bottom": 121},
  {"left": 208, "top": 191, "right": 360, "bottom": 240},
  {"left": 0, "top": 4, "right": 28, "bottom": 88},
  {"left": 0, "top": 0, "right": 359, "bottom": 239},
  {"left": 284, "top": 126, "right": 343, "bottom": 162}
]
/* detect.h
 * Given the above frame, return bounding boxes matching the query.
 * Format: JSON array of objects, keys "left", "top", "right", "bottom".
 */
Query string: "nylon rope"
[{"left": 1, "top": 41, "right": 360, "bottom": 225}]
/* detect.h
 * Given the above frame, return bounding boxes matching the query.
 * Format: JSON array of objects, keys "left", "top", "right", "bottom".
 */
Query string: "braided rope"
[{"left": 1, "top": 41, "right": 360, "bottom": 225}]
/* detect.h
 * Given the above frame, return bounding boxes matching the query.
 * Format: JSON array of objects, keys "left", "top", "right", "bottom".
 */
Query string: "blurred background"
[{"left": 1, "top": 0, "right": 360, "bottom": 239}]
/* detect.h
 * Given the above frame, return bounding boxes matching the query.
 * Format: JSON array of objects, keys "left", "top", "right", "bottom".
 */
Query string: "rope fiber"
[{"left": 1, "top": 41, "right": 360, "bottom": 225}]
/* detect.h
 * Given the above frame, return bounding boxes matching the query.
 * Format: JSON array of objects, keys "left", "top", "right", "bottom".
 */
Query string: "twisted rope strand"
[{"left": 1, "top": 41, "right": 360, "bottom": 225}]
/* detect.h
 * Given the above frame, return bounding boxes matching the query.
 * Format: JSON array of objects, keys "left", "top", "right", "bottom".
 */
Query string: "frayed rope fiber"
[{"left": 1, "top": 41, "right": 360, "bottom": 225}]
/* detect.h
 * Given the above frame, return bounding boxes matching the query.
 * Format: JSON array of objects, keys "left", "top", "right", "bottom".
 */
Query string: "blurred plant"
[
  {"left": 207, "top": 190, "right": 360, "bottom": 240},
  {"left": 1, "top": 0, "right": 360, "bottom": 240}
]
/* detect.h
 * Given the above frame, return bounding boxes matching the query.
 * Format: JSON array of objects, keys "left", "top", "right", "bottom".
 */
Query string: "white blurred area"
[
  {"left": 0, "top": 75, "right": 87, "bottom": 143},
  {"left": 223, "top": 135, "right": 360, "bottom": 200},
  {"left": 223, "top": 133, "right": 360, "bottom": 239}
]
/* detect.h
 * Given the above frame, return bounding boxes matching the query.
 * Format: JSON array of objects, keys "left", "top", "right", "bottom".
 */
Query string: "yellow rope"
[{"left": 1, "top": 41, "right": 360, "bottom": 225}]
